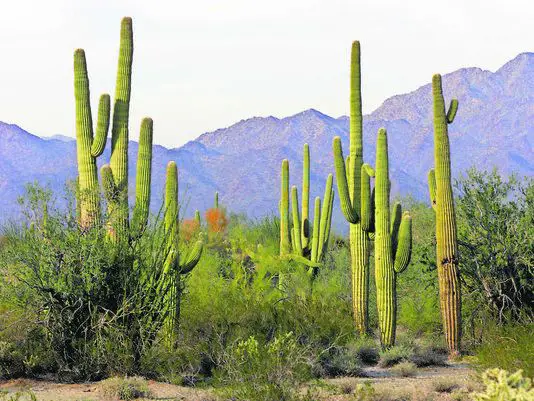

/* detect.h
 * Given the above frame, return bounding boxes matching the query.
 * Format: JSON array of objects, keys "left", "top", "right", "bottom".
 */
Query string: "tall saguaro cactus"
[
  {"left": 279, "top": 144, "right": 335, "bottom": 278},
  {"left": 428, "top": 74, "right": 461, "bottom": 356},
  {"left": 164, "top": 162, "right": 204, "bottom": 338},
  {"left": 332, "top": 41, "right": 375, "bottom": 334},
  {"left": 73, "top": 50, "right": 110, "bottom": 228},
  {"left": 374, "top": 129, "right": 412, "bottom": 348}
]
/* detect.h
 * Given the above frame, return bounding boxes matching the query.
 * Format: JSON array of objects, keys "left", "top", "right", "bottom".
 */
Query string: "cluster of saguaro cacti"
[
  {"left": 163, "top": 162, "right": 204, "bottom": 337},
  {"left": 373, "top": 129, "right": 412, "bottom": 347},
  {"left": 331, "top": 41, "right": 376, "bottom": 334},
  {"left": 428, "top": 74, "right": 461, "bottom": 356},
  {"left": 74, "top": 18, "right": 203, "bottom": 340},
  {"left": 279, "top": 144, "right": 334, "bottom": 279}
]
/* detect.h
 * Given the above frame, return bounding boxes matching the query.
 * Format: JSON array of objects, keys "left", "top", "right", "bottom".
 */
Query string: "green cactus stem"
[
  {"left": 331, "top": 41, "right": 374, "bottom": 334},
  {"left": 131, "top": 118, "right": 153, "bottom": 236},
  {"left": 428, "top": 74, "right": 461, "bottom": 356},
  {"left": 280, "top": 159, "right": 291, "bottom": 256},
  {"left": 214, "top": 192, "right": 219, "bottom": 209},
  {"left": 374, "top": 128, "right": 412, "bottom": 348},
  {"left": 73, "top": 49, "right": 110, "bottom": 228}
]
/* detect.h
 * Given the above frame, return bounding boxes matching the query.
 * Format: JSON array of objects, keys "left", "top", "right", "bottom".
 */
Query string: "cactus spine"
[
  {"left": 428, "top": 74, "right": 461, "bottom": 356},
  {"left": 374, "top": 129, "right": 412, "bottom": 348},
  {"left": 332, "top": 41, "right": 374, "bottom": 334},
  {"left": 279, "top": 145, "right": 334, "bottom": 278},
  {"left": 164, "top": 162, "right": 204, "bottom": 337}
]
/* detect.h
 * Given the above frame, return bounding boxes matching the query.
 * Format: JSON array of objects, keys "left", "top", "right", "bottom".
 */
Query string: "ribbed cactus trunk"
[
  {"left": 280, "top": 159, "right": 291, "bottom": 256},
  {"left": 429, "top": 74, "right": 461, "bottom": 356},
  {"left": 301, "top": 144, "right": 310, "bottom": 250},
  {"left": 73, "top": 50, "right": 110, "bottom": 228},
  {"left": 332, "top": 41, "right": 371, "bottom": 334},
  {"left": 131, "top": 118, "right": 153, "bottom": 236},
  {"left": 109, "top": 17, "right": 134, "bottom": 236},
  {"left": 374, "top": 129, "right": 395, "bottom": 347},
  {"left": 373, "top": 129, "right": 413, "bottom": 347}
]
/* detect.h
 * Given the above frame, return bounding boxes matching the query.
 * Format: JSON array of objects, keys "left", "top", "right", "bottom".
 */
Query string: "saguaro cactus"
[
  {"left": 73, "top": 50, "right": 110, "bottom": 227},
  {"left": 332, "top": 41, "right": 375, "bottom": 334},
  {"left": 279, "top": 144, "right": 334, "bottom": 280},
  {"left": 164, "top": 162, "right": 204, "bottom": 337},
  {"left": 428, "top": 74, "right": 461, "bottom": 356},
  {"left": 374, "top": 129, "right": 412, "bottom": 348}
]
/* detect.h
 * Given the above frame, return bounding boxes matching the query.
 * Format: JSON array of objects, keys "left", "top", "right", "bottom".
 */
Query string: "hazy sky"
[{"left": 0, "top": 0, "right": 531, "bottom": 147}]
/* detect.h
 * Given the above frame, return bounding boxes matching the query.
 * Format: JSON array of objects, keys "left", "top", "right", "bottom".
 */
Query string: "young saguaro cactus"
[
  {"left": 332, "top": 41, "right": 376, "bottom": 334},
  {"left": 164, "top": 162, "right": 204, "bottom": 337},
  {"left": 428, "top": 74, "right": 461, "bottom": 356},
  {"left": 374, "top": 129, "right": 412, "bottom": 348},
  {"left": 279, "top": 144, "right": 335, "bottom": 280}
]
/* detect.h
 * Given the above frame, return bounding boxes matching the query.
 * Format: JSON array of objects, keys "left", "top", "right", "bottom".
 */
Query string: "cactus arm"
[
  {"left": 446, "top": 99, "right": 459, "bottom": 124},
  {"left": 310, "top": 197, "right": 321, "bottom": 262},
  {"left": 428, "top": 168, "right": 437, "bottom": 210},
  {"left": 345, "top": 156, "right": 351, "bottom": 183},
  {"left": 390, "top": 202, "right": 402, "bottom": 255},
  {"left": 284, "top": 254, "right": 322, "bottom": 268},
  {"left": 324, "top": 188, "right": 334, "bottom": 253},
  {"left": 393, "top": 213, "right": 412, "bottom": 273},
  {"left": 349, "top": 41, "right": 363, "bottom": 209},
  {"left": 131, "top": 117, "right": 153, "bottom": 235},
  {"left": 195, "top": 210, "right": 201, "bottom": 225},
  {"left": 90, "top": 94, "right": 110, "bottom": 157},
  {"left": 360, "top": 163, "right": 374, "bottom": 232},
  {"left": 279, "top": 159, "right": 291, "bottom": 255},
  {"left": 301, "top": 144, "right": 310, "bottom": 249},
  {"left": 214, "top": 191, "right": 219, "bottom": 208},
  {"left": 317, "top": 174, "right": 333, "bottom": 261},
  {"left": 179, "top": 238, "right": 204, "bottom": 274},
  {"left": 291, "top": 186, "right": 303, "bottom": 255},
  {"left": 164, "top": 162, "right": 179, "bottom": 273},
  {"left": 333, "top": 136, "right": 358, "bottom": 223},
  {"left": 101, "top": 164, "right": 118, "bottom": 203}
]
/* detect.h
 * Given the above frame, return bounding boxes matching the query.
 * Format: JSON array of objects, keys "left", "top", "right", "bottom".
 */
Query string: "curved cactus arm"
[
  {"left": 180, "top": 238, "right": 204, "bottom": 274},
  {"left": 317, "top": 174, "right": 333, "bottom": 261},
  {"left": 446, "top": 99, "right": 459, "bottom": 124},
  {"left": 284, "top": 253, "right": 322, "bottom": 268},
  {"left": 310, "top": 197, "right": 321, "bottom": 262},
  {"left": 393, "top": 213, "right": 412, "bottom": 273},
  {"left": 360, "top": 163, "right": 374, "bottom": 232},
  {"left": 428, "top": 168, "right": 437, "bottom": 210},
  {"left": 301, "top": 144, "right": 310, "bottom": 249},
  {"left": 91, "top": 94, "right": 111, "bottom": 157},
  {"left": 279, "top": 159, "right": 291, "bottom": 255},
  {"left": 291, "top": 186, "right": 303, "bottom": 255},
  {"left": 333, "top": 136, "right": 358, "bottom": 223},
  {"left": 345, "top": 156, "right": 351, "bottom": 183},
  {"left": 323, "top": 188, "right": 335, "bottom": 255},
  {"left": 390, "top": 202, "right": 402, "bottom": 255},
  {"left": 132, "top": 117, "right": 153, "bottom": 235}
]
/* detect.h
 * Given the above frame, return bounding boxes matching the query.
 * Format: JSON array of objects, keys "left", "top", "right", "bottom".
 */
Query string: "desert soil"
[{"left": 0, "top": 362, "right": 479, "bottom": 401}]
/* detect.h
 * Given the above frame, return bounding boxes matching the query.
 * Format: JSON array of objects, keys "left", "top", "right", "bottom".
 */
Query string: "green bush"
[
  {"left": 378, "top": 345, "right": 414, "bottom": 368},
  {"left": 390, "top": 361, "right": 417, "bottom": 377},
  {"left": 471, "top": 369, "right": 533, "bottom": 401},
  {"left": 99, "top": 376, "right": 152, "bottom": 400},
  {"left": 475, "top": 324, "right": 534, "bottom": 377}
]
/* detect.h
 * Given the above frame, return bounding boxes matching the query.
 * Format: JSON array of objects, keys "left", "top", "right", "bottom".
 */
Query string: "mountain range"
[{"left": 0, "top": 52, "right": 532, "bottom": 231}]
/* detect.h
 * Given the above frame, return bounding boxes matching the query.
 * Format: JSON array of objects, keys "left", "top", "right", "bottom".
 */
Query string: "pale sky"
[{"left": 0, "top": 0, "right": 531, "bottom": 147}]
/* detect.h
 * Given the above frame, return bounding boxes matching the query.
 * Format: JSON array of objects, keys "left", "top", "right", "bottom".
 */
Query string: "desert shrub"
[
  {"left": 475, "top": 324, "right": 534, "bottom": 377},
  {"left": 100, "top": 376, "right": 152, "bottom": 400},
  {"left": 409, "top": 347, "right": 447, "bottom": 367},
  {"left": 347, "top": 337, "right": 380, "bottom": 366},
  {"left": 390, "top": 361, "right": 417, "bottom": 377},
  {"left": 378, "top": 345, "right": 414, "bottom": 368},
  {"left": 433, "top": 378, "right": 459, "bottom": 393},
  {"left": 206, "top": 208, "right": 228, "bottom": 236},
  {"left": 471, "top": 369, "right": 533, "bottom": 401},
  {"left": 181, "top": 218, "right": 201, "bottom": 242},
  {"left": 0, "top": 390, "right": 37, "bottom": 401},
  {"left": 214, "top": 332, "right": 313, "bottom": 401},
  {"left": 318, "top": 345, "right": 364, "bottom": 377}
]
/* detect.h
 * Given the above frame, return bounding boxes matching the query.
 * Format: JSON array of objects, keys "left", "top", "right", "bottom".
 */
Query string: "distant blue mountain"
[{"left": 1, "top": 53, "right": 532, "bottom": 231}]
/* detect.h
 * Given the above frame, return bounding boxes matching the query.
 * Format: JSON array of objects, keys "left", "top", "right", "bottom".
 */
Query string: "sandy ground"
[{"left": 0, "top": 363, "right": 480, "bottom": 401}]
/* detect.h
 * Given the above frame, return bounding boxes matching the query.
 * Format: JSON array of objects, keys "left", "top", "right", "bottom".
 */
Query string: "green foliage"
[
  {"left": 214, "top": 332, "right": 312, "bottom": 401},
  {"left": 455, "top": 169, "right": 534, "bottom": 324},
  {"left": 475, "top": 324, "right": 534, "bottom": 377},
  {"left": 99, "top": 376, "right": 152, "bottom": 400},
  {"left": 390, "top": 361, "right": 417, "bottom": 377},
  {"left": 472, "top": 369, "right": 533, "bottom": 401},
  {"left": 378, "top": 345, "right": 414, "bottom": 368}
]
